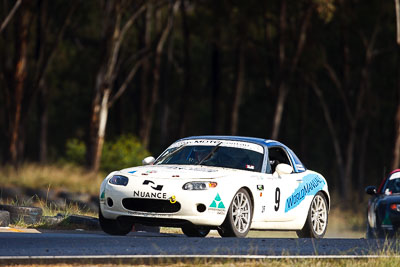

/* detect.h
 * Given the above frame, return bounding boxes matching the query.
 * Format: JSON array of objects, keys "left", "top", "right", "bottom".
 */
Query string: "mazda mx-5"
[{"left": 99, "top": 136, "right": 330, "bottom": 238}]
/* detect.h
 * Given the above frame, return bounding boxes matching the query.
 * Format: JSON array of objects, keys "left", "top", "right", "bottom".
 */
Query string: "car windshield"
[
  {"left": 384, "top": 175, "right": 400, "bottom": 194},
  {"left": 154, "top": 143, "right": 264, "bottom": 172}
]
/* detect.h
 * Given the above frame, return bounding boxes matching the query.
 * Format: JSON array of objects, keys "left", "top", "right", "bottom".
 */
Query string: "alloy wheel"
[
  {"left": 231, "top": 191, "right": 251, "bottom": 233},
  {"left": 311, "top": 194, "right": 327, "bottom": 235}
]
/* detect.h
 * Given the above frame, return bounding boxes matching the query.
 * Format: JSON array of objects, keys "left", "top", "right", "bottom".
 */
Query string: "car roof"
[{"left": 378, "top": 169, "right": 400, "bottom": 193}]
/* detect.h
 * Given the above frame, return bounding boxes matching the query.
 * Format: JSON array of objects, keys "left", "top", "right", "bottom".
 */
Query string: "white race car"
[{"left": 99, "top": 136, "right": 330, "bottom": 238}]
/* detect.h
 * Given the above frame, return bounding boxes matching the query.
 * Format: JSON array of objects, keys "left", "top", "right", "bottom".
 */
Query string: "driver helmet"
[{"left": 190, "top": 147, "right": 208, "bottom": 162}]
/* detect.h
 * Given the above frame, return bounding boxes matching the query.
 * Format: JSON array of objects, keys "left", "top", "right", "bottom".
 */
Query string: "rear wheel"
[
  {"left": 181, "top": 225, "right": 210, "bottom": 237},
  {"left": 297, "top": 192, "right": 328, "bottom": 238},
  {"left": 99, "top": 206, "right": 133, "bottom": 235},
  {"left": 218, "top": 188, "right": 252, "bottom": 237}
]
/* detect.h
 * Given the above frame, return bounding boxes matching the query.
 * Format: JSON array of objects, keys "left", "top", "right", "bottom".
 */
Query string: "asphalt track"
[{"left": 0, "top": 228, "right": 399, "bottom": 264}]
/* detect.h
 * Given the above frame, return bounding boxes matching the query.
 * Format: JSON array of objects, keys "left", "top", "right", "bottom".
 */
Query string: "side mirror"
[
  {"left": 365, "top": 186, "right": 377, "bottom": 195},
  {"left": 274, "top": 163, "right": 293, "bottom": 178},
  {"left": 142, "top": 156, "right": 155, "bottom": 166}
]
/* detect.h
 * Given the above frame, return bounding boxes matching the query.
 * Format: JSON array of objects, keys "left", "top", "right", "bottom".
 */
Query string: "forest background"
[{"left": 1, "top": 0, "right": 400, "bottom": 206}]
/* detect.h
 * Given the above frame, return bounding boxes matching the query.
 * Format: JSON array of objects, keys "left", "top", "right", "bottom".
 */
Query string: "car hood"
[{"left": 118, "top": 164, "right": 243, "bottom": 180}]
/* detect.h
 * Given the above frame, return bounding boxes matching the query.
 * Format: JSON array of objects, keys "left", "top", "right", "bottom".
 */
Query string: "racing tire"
[
  {"left": 0, "top": 204, "right": 42, "bottom": 225},
  {"left": 218, "top": 188, "right": 253, "bottom": 238},
  {"left": 366, "top": 218, "right": 381, "bottom": 239},
  {"left": 366, "top": 222, "right": 375, "bottom": 239},
  {"left": 181, "top": 225, "right": 210, "bottom": 237},
  {"left": 99, "top": 206, "right": 133, "bottom": 235},
  {"left": 296, "top": 192, "right": 328, "bottom": 238}
]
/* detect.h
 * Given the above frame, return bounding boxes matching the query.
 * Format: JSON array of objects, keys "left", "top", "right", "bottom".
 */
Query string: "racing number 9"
[{"left": 274, "top": 187, "right": 280, "bottom": 211}]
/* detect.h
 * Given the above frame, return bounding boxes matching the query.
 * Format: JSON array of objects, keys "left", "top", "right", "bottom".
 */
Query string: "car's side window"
[{"left": 268, "top": 147, "right": 292, "bottom": 173}]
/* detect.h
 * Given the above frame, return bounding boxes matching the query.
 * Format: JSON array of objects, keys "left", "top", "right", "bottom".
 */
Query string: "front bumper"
[
  {"left": 100, "top": 180, "right": 229, "bottom": 227},
  {"left": 380, "top": 209, "right": 400, "bottom": 231}
]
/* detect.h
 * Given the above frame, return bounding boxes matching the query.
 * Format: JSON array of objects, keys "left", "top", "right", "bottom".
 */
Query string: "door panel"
[{"left": 263, "top": 172, "right": 303, "bottom": 222}]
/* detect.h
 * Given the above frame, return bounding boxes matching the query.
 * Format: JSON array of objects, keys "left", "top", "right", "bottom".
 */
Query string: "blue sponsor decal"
[
  {"left": 285, "top": 174, "right": 325, "bottom": 212},
  {"left": 128, "top": 170, "right": 137, "bottom": 174}
]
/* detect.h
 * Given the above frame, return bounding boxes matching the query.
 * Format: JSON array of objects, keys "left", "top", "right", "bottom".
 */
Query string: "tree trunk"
[
  {"left": 0, "top": 0, "right": 21, "bottom": 33},
  {"left": 230, "top": 42, "right": 245, "bottom": 135},
  {"left": 93, "top": 88, "right": 110, "bottom": 172},
  {"left": 300, "top": 86, "right": 309, "bottom": 158},
  {"left": 393, "top": 104, "right": 400, "bottom": 170},
  {"left": 88, "top": 88, "right": 102, "bottom": 170},
  {"left": 358, "top": 127, "right": 369, "bottom": 201},
  {"left": 38, "top": 82, "right": 48, "bottom": 163},
  {"left": 9, "top": 4, "right": 29, "bottom": 167},
  {"left": 392, "top": 45, "right": 400, "bottom": 170},
  {"left": 392, "top": 0, "right": 400, "bottom": 169},
  {"left": 310, "top": 79, "right": 345, "bottom": 195},
  {"left": 160, "top": 27, "right": 174, "bottom": 147},
  {"left": 271, "top": 2, "right": 312, "bottom": 140},
  {"left": 395, "top": 0, "right": 400, "bottom": 45},
  {"left": 178, "top": 0, "right": 191, "bottom": 137},
  {"left": 139, "top": 1, "right": 153, "bottom": 146},
  {"left": 211, "top": 41, "right": 221, "bottom": 134},
  {"left": 343, "top": 123, "right": 356, "bottom": 200},
  {"left": 271, "top": 83, "right": 288, "bottom": 140},
  {"left": 87, "top": 2, "right": 146, "bottom": 172},
  {"left": 140, "top": 2, "right": 175, "bottom": 148}
]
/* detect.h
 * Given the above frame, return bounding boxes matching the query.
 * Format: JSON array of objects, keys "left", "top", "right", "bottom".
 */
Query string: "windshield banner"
[{"left": 169, "top": 139, "right": 264, "bottom": 154}]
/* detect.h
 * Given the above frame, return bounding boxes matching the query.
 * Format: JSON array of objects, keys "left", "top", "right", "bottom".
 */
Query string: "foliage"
[
  {"left": 65, "top": 135, "right": 149, "bottom": 172},
  {"left": 65, "top": 139, "right": 86, "bottom": 166},
  {"left": 100, "top": 134, "right": 150, "bottom": 172},
  {"left": 313, "top": 0, "right": 336, "bottom": 23}
]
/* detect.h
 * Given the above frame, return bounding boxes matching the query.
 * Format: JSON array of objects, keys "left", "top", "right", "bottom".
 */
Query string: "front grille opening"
[{"left": 123, "top": 198, "right": 181, "bottom": 213}]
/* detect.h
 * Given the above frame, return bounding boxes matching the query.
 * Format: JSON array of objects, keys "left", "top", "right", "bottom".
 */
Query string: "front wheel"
[
  {"left": 99, "top": 207, "right": 133, "bottom": 235},
  {"left": 181, "top": 225, "right": 210, "bottom": 237},
  {"left": 366, "top": 220, "right": 376, "bottom": 239},
  {"left": 218, "top": 188, "right": 253, "bottom": 238},
  {"left": 297, "top": 192, "right": 328, "bottom": 238}
]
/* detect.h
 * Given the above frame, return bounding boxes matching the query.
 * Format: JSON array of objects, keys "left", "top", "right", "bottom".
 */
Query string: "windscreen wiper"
[
  {"left": 155, "top": 145, "right": 186, "bottom": 164},
  {"left": 198, "top": 142, "right": 222, "bottom": 165}
]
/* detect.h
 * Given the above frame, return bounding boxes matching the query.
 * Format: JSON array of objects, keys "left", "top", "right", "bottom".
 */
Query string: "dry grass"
[
  {"left": 325, "top": 208, "right": 365, "bottom": 238},
  {"left": 2, "top": 197, "right": 98, "bottom": 229},
  {"left": 37, "top": 197, "right": 97, "bottom": 218},
  {"left": 0, "top": 163, "right": 105, "bottom": 195}
]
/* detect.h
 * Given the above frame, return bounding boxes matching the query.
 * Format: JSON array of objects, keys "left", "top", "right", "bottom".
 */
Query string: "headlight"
[
  {"left": 182, "top": 181, "right": 217, "bottom": 190},
  {"left": 109, "top": 175, "right": 129, "bottom": 186},
  {"left": 390, "top": 204, "right": 400, "bottom": 212}
]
